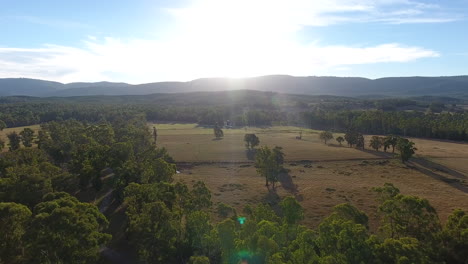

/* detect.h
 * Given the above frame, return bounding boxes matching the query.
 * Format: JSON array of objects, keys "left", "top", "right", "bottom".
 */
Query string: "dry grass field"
[
  {"left": 154, "top": 123, "right": 377, "bottom": 162},
  {"left": 174, "top": 160, "right": 468, "bottom": 231},
  {"left": 154, "top": 123, "right": 468, "bottom": 229}
]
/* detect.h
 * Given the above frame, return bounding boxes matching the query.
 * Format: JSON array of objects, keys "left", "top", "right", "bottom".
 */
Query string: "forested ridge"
[{"left": 2, "top": 76, "right": 468, "bottom": 97}]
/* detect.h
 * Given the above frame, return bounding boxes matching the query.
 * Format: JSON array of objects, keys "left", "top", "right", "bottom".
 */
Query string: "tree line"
[{"left": 0, "top": 98, "right": 467, "bottom": 142}]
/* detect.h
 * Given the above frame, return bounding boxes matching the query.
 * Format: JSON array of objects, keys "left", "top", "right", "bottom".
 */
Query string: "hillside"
[{"left": 1, "top": 75, "right": 468, "bottom": 98}]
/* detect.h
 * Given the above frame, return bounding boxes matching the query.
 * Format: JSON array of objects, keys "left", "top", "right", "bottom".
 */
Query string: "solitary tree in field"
[
  {"left": 396, "top": 138, "right": 417, "bottom": 163},
  {"left": 19, "top": 128, "right": 35, "bottom": 147},
  {"left": 336, "top": 136, "right": 344, "bottom": 146},
  {"left": 369, "top": 136, "right": 383, "bottom": 151},
  {"left": 319, "top": 131, "right": 333, "bottom": 145},
  {"left": 7, "top": 132, "right": 21, "bottom": 151},
  {"left": 244, "top": 133, "right": 260, "bottom": 150},
  {"left": 213, "top": 124, "right": 224, "bottom": 139},
  {"left": 255, "top": 146, "right": 284, "bottom": 189}
]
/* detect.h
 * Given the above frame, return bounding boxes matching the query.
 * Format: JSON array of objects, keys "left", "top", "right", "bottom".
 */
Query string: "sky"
[{"left": 0, "top": 0, "right": 467, "bottom": 83}]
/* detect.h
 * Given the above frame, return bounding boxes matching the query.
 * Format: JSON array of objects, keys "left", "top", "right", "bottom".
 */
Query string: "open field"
[
  {"left": 154, "top": 123, "right": 468, "bottom": 229},
  {"left": 174, "top": 160, "right": 468, "bottom": 230},
  {"left": 153, "top": 123, "right": 377, "bottom": 162}
]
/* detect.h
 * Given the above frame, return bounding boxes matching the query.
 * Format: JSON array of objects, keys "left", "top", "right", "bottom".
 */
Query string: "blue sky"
[{"left": 0, "top": 0, "right": 467, "bottom": 83}]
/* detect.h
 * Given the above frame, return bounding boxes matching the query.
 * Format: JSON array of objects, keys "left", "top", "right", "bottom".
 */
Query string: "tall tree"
[
  {"left": 336, "top": 136, "right": 344, "bottom": 146},
  {"left": 27, "top": 192, "right": 111, "bottom": 264},
  {"left": 127, "top": 200, "right": 179, "bottom": 263},
  {"left": 384, "top": 135, "right": 399, "bottom": 153},
  {"left": 153, "top": 126, "right": 158, "bottom": 145},
  {"left": 280, "top": 196, "right": 304, "bottom": 225},
  {"left": 317, "top": 216, "right": 373, "bottom": 263},
  {"left": 213, "top": 123, "right": 224, "bottom": 139},
  {"left": 369, "top": 136, "right": 383, "bottom": 151},
  {"left": 396, "top": 138, "right": 417, "bottom": 163},
  {"left": 187, "top": 211, "right": 213, "bottom": 255},
  {"left": 244, "top": 133, "right": 260, "bottom": 150},
  {"left": 375, "top": 184, "right": 441, "bottom": 245},
  {"left": 0, "top": 120, "right": 6, "bottom": 131},
  {"left": 440, "top": 209, "right": 468, "bottom": 264},
  {"left": 217, "top": 219, "right": 237, "bottom": 263},
  {"left": 344, "top": 130, "right": 358, "bottom": 147},
  {"left": 0, "top": 164, "right": 53, "bottom": 207},
  {"left": 19, "top": 128, "right": 35, "bottom": 147},
  {"left": 7, "top": 132, "right": 21, "bottom": 151},
  {"left": 356, "top": 133, "right": 365, "bottom": 150},
  {"left": 0, "top": 202, "right": 31, "bottom": 264},
  {"left": 255, "top": 146, "right": 283, "bottom": 189}
]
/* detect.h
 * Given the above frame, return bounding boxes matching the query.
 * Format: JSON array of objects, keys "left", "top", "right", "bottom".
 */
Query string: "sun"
[{"left": 168, "top": 0, "right": 297, "bottom": 79}]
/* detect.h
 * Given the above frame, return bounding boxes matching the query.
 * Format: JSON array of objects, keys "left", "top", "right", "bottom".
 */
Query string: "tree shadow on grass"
[
  {"left": 278, "top": 171, "right": 299, "bottom": 195},
  {"left": 412, "top": 157, "right": 466, "bottom": 179},
  {"left": 408, "top": 158, "right": 468, "bottom": 193},
  {"left": 358, "top": 148, "right": 395, "bottom": 159},
  {"left": 260, "top": 188, "right": 282, "bottom": 214},
  {"left": 245, "top": 149, "right": 257, "bottom": 160}
]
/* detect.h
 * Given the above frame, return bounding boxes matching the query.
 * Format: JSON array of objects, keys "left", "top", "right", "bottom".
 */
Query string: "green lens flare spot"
[{"left": 237, "top": 216, "right": 246, "bottom": 225}]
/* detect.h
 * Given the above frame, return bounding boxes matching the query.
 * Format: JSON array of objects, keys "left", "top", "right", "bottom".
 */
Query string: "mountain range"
[{"left": 0, "top": 75, "right": 467, "bottom": 98}]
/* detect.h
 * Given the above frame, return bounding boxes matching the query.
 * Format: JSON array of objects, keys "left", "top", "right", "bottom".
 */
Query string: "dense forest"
[
  {"left": 0, "top": 113, "right": 467, "bottom": 264},
  {"left": 0, "top": 91, "right": 467, "bottom": 141}
]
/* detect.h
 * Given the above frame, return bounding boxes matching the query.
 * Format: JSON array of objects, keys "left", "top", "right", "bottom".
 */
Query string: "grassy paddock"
[
  {"left": 154, "top": 123, "right": 468, "bottom": 229},
  {"left": 175, "top": 160, "right": 468, "bottom": 230},
  {"left": 150, "top": 123, "right": 376, "bottom": 162}
]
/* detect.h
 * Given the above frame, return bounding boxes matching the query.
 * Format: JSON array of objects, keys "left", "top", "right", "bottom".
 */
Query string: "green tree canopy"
[
  {"left": 280, "top": 196, "right": 304, "bottom": 225},
  {"left": 440, "top": 209, "right": 468, "bottom": 264},
  {"left": 369, "top": 136, "right": 384, "bottom": 151},
  {"left": 336, "top": 136, "right": 345, "bottom": 146},
  {"left": 0, "top": 120, "right": 6, "bottom": 131},
  {"left": 255, "top": 146, "right": 284, "bottom": 189},
  {"left": 244, "top": 133, "right": 260, "bottom": 150},
  {"left": 396, "top": 138, "right": 417, "bottom": 163},
  {"left": 7, "top": 132, "right": 21, "bottom": 151},
  {"left": 19, "top": 128, "right": 35, "bottom": 147},
  {"left": 0, "top": 202, "right": 31, "bottom": 264},
  {"left": 27, "top": 192, "right": 111, "bottom": 264},
  {"left": 319, "top": 131, "right": 334, "bottom": 145},
  {"left": 213, "top": 124, "right": 224, "bottom": 139}
]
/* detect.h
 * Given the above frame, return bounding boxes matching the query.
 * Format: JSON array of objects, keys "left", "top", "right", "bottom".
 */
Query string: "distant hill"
[{"left": 1, "top": 75, "right": 467, "bottom": 98}]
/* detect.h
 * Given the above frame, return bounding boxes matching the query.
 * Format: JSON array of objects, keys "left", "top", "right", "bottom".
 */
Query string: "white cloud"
[
  {"left": 0, "top": 0, "right": 451, "bottom": 82},
  {"left": 0, "top": 39, "right": 439, "bottom": 83}
]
